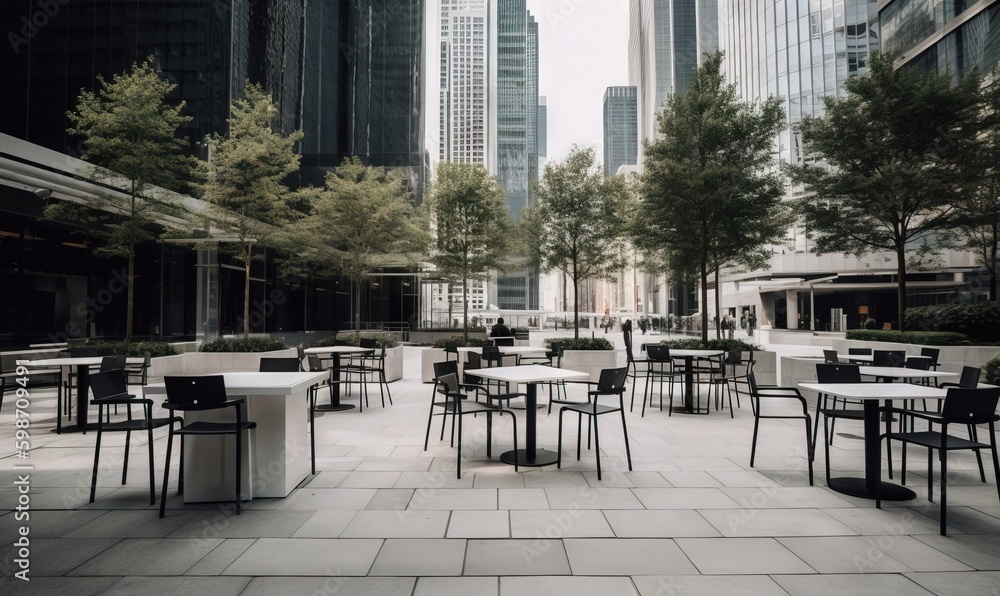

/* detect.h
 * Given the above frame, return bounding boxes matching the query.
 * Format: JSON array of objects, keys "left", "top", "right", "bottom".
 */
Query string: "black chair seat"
[
  {"left": 818, "top": 407, "right": 865, "bottom": 420},
  {"left": 174, "top": 420, "right": 258, "bottom": 435},
  {"left": 562, "top": 402, "right": 622, "bottom": 416},
  {"left": 885, "top": 430, "right": 989, "bottom": 451},
  {"left": 99, "top": 417, "right": 176, "bottom": 433}
]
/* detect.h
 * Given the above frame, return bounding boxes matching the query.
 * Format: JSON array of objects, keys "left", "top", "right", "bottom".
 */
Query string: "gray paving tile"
[
  {"left": 698, "top": 508, "right": 857, "bottom": 537},
  {"left": 913, "top": 534, "right": 1000, "bottom": 570},
  {"left": 448, "top": 510, "right": 509, "bottom": 538},
  {"left": 603, "top": 510, "right": 722, "bottom": 537},
  {"left": 858, "top": 536, "right": 972, "bottom": 572},
  {"left": 509, "top": 509, "right": 614, "bottom": 538},
  {"left": 369, "top": 538, "right": 467, "bottom": 576},
  {"left": 498, "top": 488, "right": 548, "bottom": 510},
  {"left": 771, "top": 573, "right": 935, "bottom": 595},
  {"left": 62, "top": 510, "right": 199, "bottom": 539},
  {"left": 0, "top": 510, "right": 105, "bottom": 541},
  {"left": 277, "top": 488, "right": 376, "bottom": 510},
  {"left": 905, "top": 571, "right": 1000, "bottom": 595},
  {"left": 240, "top": 576, "right": 416, "bottom": 595},
  {"left": 778, "top": 536, "right": 912, "bottom": 573},
  {"left": 563, "top": 538, "right": 698, "bottom": 575},
  {"left": 101, "top": 576, "right": 251, "bottom": 595},
  {"left": 405, "top": 488, "right": 497, "bottom": 510},
  {"left": 415, "top": 576, "right": 498, "bottom": 596},
  {"left": 183, "top": 538, "right": 255, "bottom": 575},
  {"left": 500, "top": 576, "right": 638, "bottom": 595},
  {"left": 675, "top": 537, "right": 814, "bottom": 574},
  {"left": 339, "top": 471, "right": 402, "bottom": 488},
  {"left": 464, "top": 539, "right": 571, "bottom": 575},
  {"left": 544, "top": 487, "right": 643, "bottom": 509},
  {"left": 632, "top": 487, "right": 741, "bottom": 509},
  {"left": 632, "top": 575, "right": 788, "bottom": 596},
  {"left": 366, "top": 488, "right": 415, "bottom": 510},
  {"left": 341, "top": 510, "right": 449, "bottom": 538},
  {"left": 0, "top": 537, "right": 119, "bottom": 576},
  {"left": 0, "top": 576, "right": 120, "bottom": 595},
  {"left": 822, "top": 507, "right": 943, "bottom": 535},
  {"left": 222, "top": 538, "right": 383, "bottom": 576},
  {"left": 290, "top": 510, "right": 358, "bottom": 538},
  {"left": 165, "top": 509, "right": 311, "bottom": 538},
  {"left": 67, "top": 538, "right": 222, "bottom": 576}
]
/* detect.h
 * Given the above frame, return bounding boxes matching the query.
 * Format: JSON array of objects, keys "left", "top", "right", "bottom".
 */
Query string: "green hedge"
[
  {"left": 844, "top": 330, "right": 970, "bottom": 346},
  {"left": 431, "top": 336, "right": 495, "bottom": 348},
  {"left": 87, "top": 341, "right": 179, "bottom": 358},
  {"left": 984, "top": 356, "right": 1000, "bottom": 385},
  {"left": 905, "top": 302, "right": 1000, "bottom": 342},
  {"left": 543, "top": 337, "right": 614, "bottom": 350},
  {"left": 199, "top": 337, "right": 288, "bottom": 352},
  {"left": 312, "top": 332, "right": 400, "bottom": 348},
  {"left": 658, "top": 339, "right": 760, "bottom": 351}
]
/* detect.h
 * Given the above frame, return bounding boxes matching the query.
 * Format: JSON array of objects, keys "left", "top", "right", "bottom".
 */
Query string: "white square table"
[
  {"left": 858, "top": 366, "right": 956, "bottom": 383},
  {"left": 469, "top": 364, "right": 589, "bottom": 467},
  {"left": 145, "top": 371, "right": 328, "bottom": 502},
  {"left": 303, "top": 346, "right": 373, "bottom": 411},
  {"left": 798, "top": 382, "right": 948, "bottom": 501},
  {"left": 20, "top": 356, "right": 145, "bottom": 433}
]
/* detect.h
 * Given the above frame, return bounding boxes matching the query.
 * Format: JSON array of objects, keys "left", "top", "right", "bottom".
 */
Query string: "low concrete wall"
[
  {"left": 149, "top": 348, "right": 298, "bottom": 378},
  {"left": 832, "top": 339, "right": 1000, "bottom": 376},
  {"left": 750, "top": 350, "right": 777, "bottom": 386},
  {"left": 562, "top": 350, "right": 623, "bottom": 382},
  {"left": 409, "top": 330, "right": 488, "bottom": 346},
  {"left": 780, "top": 356, "right": 822, "bottom": 388}
]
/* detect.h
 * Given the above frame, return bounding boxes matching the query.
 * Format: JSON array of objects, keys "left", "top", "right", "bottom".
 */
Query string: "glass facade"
[
  {"left": 720, "top": 0, "right": 880, "bottom": 166},
  {"left": 603, "top": 86, "right": 639, "bottom": 177},
  {"left": 439, "top": 0, "right": 488, "bottom": 164},
  {"left": 496, "top": 0, "right": 529, "bottom": 217}
]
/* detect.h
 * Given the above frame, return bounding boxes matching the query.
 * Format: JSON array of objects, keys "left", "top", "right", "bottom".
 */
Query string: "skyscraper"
[
  {"left": 537, "top": 95, "right": 548, "bottom": 168},
  {"left": 603, "top": 86, "right": 639, "bottom": 177},
  {"left": 494, "top": 0, "right": 531, "bottom": 217},
  {"left": 526, "top": 13, "right": 539, "bottom": 201},
  {"left": 439, "top": 0, "right": 489, "bottom": 164}
]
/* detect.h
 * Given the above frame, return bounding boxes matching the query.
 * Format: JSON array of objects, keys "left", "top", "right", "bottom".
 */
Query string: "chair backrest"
[
  {"left": 433, "top": 360, "right": 458, "bottom": 381},
  {"left": 646, "top": 345, "right": 670, "bottom": 362},
  {"left": 959, "top": 366, "right": 982, "bottom": 388},
  {"left": 482, "top": 346, "right": 501, "bottom": 366},
  {"left": 816, "top": 363, "right": 862, "bottom": 384},
  {"left": 493, "top": 337, "right": 514, "bottom": 346},
  {"left": 359, "top": 338, "right": 377, "bottom": 349},
  {"left": 0, "top": 353, "right": 16, "bottom": 374},
  {"left": 100, "top": 355, "right": 127, "bottom": 371},
  {"left": 822, "top": 350, "right": 839, "bottom": 364},
  {"left": 89, "top": 370, "right": 129, "bottom": 400},
  {"left": 437, "top": 373, "right": 462, "bottom": 405},
  {"left": 164, "top": 375, "right": 228, "bottom": 407},
  {"left": 848, "top": 348, "right": 872, "bottom": 356},
  {"left": 625, "top": 343, "right": 635, "bottom": 363},
  {"left": 466, "top": 351, "right": 482, "bottom": 370},
  {"left": 71, "top": 346, "right": 100, "bottom": 357},
  {"left": 296, "top": 345, "right": 305, "bottom": 360},
  {"left": 306, "top": 354, "right": 325, "bottom": 372},
  {"left": 444, "top": 341, "right": 459, "bottom": 354},
  {"left": 873, "top": 350, "right": 906, "bottom": 367},
  {"left": 904, "top": 356, "right": 931, "bottom": 371},
  {"left": 259, "top": 357, "right": 301, "bottom": 372},
  {"left": 940, "top": 387, "right": 1000, "bottom": 425},
  {"left": 596, "top": 366, "right": 628, "bottom": 393},
  {"left": 920, "top": 347, "right": 941, "bottom": 366}
]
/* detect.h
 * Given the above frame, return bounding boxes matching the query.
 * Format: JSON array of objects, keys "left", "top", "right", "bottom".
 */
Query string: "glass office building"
[{"left": 603, "top": 86, "right": 639, "bottom": 177}]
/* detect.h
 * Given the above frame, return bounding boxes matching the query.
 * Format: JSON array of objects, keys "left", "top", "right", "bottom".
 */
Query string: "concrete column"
[
  {"left": 196, "top": 246, "right": 219, "bottom": 340},
  {"left": 786, "top": 289, "right": 799, "bottom": 330}
]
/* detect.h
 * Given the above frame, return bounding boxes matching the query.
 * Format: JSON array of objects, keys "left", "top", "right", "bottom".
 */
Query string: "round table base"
[
  {"left": 828, "top": 477, "right": 916, "bottom": 501},
  {"left": 314, "top": 404, "right": 355, "bottom": 412},
  {"left": 500, "top": 448, "right": 559, "bottom": 467}
]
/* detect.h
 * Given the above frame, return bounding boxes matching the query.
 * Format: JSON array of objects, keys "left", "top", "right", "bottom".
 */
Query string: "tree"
[
  {"left": 639, "top": 51, "right": 788, "bottom": 341},
  {"left": 49, "top": 57, "right": 193, "bottom": 342},
  {"left": 955, "top": 71, "right": 1000, "bottom": 301},
  {"left": 430, "top": 162, "right": 510, "bottom": 342},
  {"left": 791, "top": 51, "right": 984, "bottom": 331},
  {"left": 526, "top": 146, "right": 634, "bottom": 339},
  {"left": 202, "top": 83, "right": 304, "bottom": 337},
  {"left": 300, "top": 157, "right": 428, "bottom": 331}
]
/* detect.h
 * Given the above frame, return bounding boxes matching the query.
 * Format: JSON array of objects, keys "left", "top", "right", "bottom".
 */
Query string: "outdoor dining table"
[
  {"left": 798, "top": 381, "right": 949, "bottom": 501},
  {"left": 145, "top": 371, "right": 328, "bottom": 502},
  {"left": 19, "top": 355, "right": 145, "bottom": 433},
  {"left": 469, "top": 364, "right": 589, "bottom": 467},
  {"left": 303, "top": 346, "right": 373, "bottom": 411},
  {"left": 858, "top": 366, "right": 956, "bottom": 384},
  {"left": 668, "top": 349, "right": 725, "bottom": 414}
]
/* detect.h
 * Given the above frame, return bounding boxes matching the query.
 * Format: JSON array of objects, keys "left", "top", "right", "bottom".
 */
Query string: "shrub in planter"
[
  {"left": 983, "top": 355, "right": 1000, "bottom": 385},
  {"left": 431, "top": 336, "right": 494, "bottom": 348},
  {"left": 543, "top": 337, "right": 614, "bottom": 350},
  {"left": 200, "top": 337, "right": 288, "bottom": 352},
  {"left": 905, "top": 302, "right": 1000, "bottom": 342},
  {"left": 659, "top": 338, "right": 759, "bottom": 351},
  {"left": 87, "top": 340, "right": 179, "bottom": 358},
  {"left": 317, "top": 332, "right": 400, "bottom": 348},
  {"left": 844, "top": 330, "right": 970, "bottom": 346}
]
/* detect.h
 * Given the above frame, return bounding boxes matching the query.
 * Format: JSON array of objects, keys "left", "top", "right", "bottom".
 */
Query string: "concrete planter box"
[
  {"left": 409, "top": 330, "right": 488, "bottom": 345},
  {"left": 561, "top": 350, "right": 622, "bottom": 382},
  {"left": 832, "top": 339, "right": 1000, "bottom": 377},
  {"left": 421, "top": 348, "right": 449, "bottom": 382},
  {"left": 149, "top": 348, "right": 298, "bottom": 378},
  {"left": 748, "top": 349, "right": 776, "bottom": 386}
]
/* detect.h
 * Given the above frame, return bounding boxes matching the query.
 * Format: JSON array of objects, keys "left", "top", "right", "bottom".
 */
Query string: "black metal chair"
[
  {"left": 748, "top": 368, "right": 814, "bottom": 485},
  {"left": 556, "top": 366, "right": 632, "bottom": 480},
  {"left": 814, "top": 363, "right": 865, "bottom": 483},
  {"left": 873, "top": 349, "right": 906, "bottom": 368},
  {"left": 259, "top": 357, "right": 302, "bottom": 372},
  {"left": 880, "top": 387, "right": 1000, "bottom": 535},
  {"left": 124, "top": 351, "right": 152, "bottom": 387},
  {"left": 435, "top": 373, "right": 519, "bottom": 478},
  {"left": 940, "top": 366, "right": 981, "bottom": 390},
  {"left": 444, "top": 340, "right": 460, "bottom": 362},
  {"left": 160, "top": 376, "right": 257, "bottom": 517},
  {"left": 493, "top": 337, "right": 515, "bottom": 346},
  {"left": 725, "top": 350, "right": 753, "bottom": 411},
  {"left": 88, "top": 370, "right": 177, "bottom": 506},
  {"left": 847, "top": 347, "right": 872, "bottom": 363},
  {"left": 920, "top": 347, "right": 941, "bottom": 371},
  {"left": 823, "top": 350, "right": 841, "bottom": 364},
  {"left": 625, "top": 342, "right": 650, "bottom": 413},
  {"left": 646, "top": 345, "right": 680, "bottom": 416},
  {"left": 305, "top": 354, "right": 336, "bottom": 474}
]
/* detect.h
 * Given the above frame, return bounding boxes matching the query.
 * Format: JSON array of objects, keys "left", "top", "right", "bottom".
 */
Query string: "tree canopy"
[
  {"left": 639, "top": 51, "right": 788, "bottom": 340},
  {"left": 525, "top": 146, "right": 634, "bottom": 338},
  {"left": 430, "top": 162, "right": 510, "bottom": 341},
  {"left": 790, "top": 51, "right": 985, "bottom": 330}
]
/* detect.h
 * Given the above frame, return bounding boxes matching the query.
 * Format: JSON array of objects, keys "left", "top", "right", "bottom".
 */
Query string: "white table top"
[
  {"left": 145, "top": 371, "right": 329, "bottom": 396},
  {"left": 304, "top": 346, "right": 373, "bottom": 355},
  {"left": 457, "top": 346, "right": 547, "bottom": 355},
  {"left": 470, "top": 364, "right": 590, "bottom": 384},
  {"left": 668, "top": 349, "right": 725, "bottom": 358},
  {"left": 858, "top": 366, "right": 956, "bottom": 380},
  {"left": 844, "top": 354, "right": 874, "bottom": 362},
  {"left": 798, "top": 382, "right": 948, "bottom": 400},
  {"left": 19, "top": 356, "right": 145, "bottom": 367}
]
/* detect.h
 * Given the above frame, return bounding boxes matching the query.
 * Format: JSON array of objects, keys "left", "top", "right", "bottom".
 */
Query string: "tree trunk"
[
  {"left": 896, "top": 245, "right": 907, "bottom": 332},
  {"left": 244, "top": 242, "right": 252, "bottom": 338},
  {"left": 355, "top": 275, "right": 363, "bottom": 334},
  {"left": 700, "top": 254, "right": 709, "bottom": 342},
  {"left": 714, "top": 266, "right": 721, "bottom": 340},
  {"left": 462, "top": 272, "right": 469, "bottom": 343},
  {"left": 991, "top": 224, "right": 998, "bottom": 301},
  {"left": 572, "top": 259, "right": 580, "bottom": 339},
  {"left": 126, "top": 243, "right": 135, "bottom": 343}
]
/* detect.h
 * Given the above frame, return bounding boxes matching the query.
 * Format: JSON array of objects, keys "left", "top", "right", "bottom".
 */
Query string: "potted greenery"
[{"left": 547, "top": 337, "right": 619, "bottom": 381}]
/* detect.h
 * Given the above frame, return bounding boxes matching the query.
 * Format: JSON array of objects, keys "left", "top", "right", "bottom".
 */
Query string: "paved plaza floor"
[{"left": 2, "top": 338, "right": 999, "bottom": 594}]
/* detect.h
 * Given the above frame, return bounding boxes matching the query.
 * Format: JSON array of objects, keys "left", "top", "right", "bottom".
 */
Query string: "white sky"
[{"left": 424, "top": 0, "right": 631, "bottom": 166}]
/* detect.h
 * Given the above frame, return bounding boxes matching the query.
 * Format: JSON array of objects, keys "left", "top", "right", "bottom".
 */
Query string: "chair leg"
[
  {"left": 485, "top": 412, "right": 493, "bottom": 459},
  {"left": 557, "top": 408, "right": 565, "bottom": 469},
  {"left": 122, "top": 430, "right": 132, "bottom": 485},
  {"left": 939, "top": 445, "right": 948, "bottom": 535},
  {"left": 750, "top": 402, "right": 760, "bottom": 468},
  {"left": 235, "top": 429, "right": 242, "bottom": 515},
  {"left": 592, "top": 414, "right": 602, "bottom": 481},
  {"left": 456, "top": 411, "right": 463, "bottom": 479},
  {"left": 90, "top": 424, "right": 103, "bottom": 503},
  {"left": 619, "top": 404, "right": 633, "bottom": 472},
  {"left": 803, "top": 417, "right": 813, "bottom": 486},
  {"left": 989, "top": 423, "right": 1000, "bottom": 504},
  {"left": 159, "top": 428, "right": 174, "bottom": 518},
  {"left": 823, "top": 415, "right": 833, "bottom": 484},
  {"left": 310, "top": 389, "right": 317, "bottom": 475},
  {"left": 509, "top": 413, "right": 519, "bottom": 472},
  {"left": 147, "top": 423, "right": 156, "bottom": 505}
]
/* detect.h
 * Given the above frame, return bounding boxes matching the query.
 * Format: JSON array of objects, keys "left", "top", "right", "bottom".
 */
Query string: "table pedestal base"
[
  {"left": 314, "top": 403, "right": 355, "bottom": 412},
  {"left": 500, "top": 448, "right": 558, "bottom": 467},
  {"left": 828, "top": 477, "right": 916, "bottom": 501}
]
